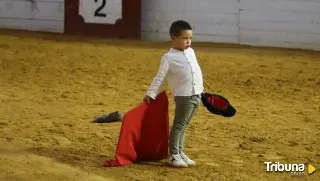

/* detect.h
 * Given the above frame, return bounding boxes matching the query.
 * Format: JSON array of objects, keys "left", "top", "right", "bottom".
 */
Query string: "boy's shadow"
[
  {"left": 134, "top": 159, "right": 169, "bottom": 167},
  {"left": 26, "top": 146, "right": 110, "bottom": 168},
  {"left": 26, "top": 147, "right": 169, "bottom": 168}
]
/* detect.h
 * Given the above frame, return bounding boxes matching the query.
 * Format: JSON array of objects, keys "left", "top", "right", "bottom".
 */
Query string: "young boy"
[{"left": 143, "top": 20, "right": 204, "bottom": 168}]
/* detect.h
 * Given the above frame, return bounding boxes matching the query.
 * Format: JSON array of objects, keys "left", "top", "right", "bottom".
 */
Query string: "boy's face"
[{"left": 171, "top": 30, "right": 192, "bottom": 50}]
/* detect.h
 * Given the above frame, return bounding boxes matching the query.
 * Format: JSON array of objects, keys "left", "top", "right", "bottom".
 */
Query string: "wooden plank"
[
  {"left": 240, "top": 0, "right": 320, "bottom": 13},
  {"left": 0, "top": 0, "right": 63, "bottom": 21},
  {"left": 240, "top": 21, "right": 320, "bottom": 34},
  {"left": 240, "top": 10, "right": 320, "bottom": 24},
  {"left": 185, "top": 0, "right": 239, "bottom": 13},
  {"left": 240, "top": 29, "right": 320, "bottom": 44},
  {"left": 0, "top": 17, "right": 64, "bottom": 32}
]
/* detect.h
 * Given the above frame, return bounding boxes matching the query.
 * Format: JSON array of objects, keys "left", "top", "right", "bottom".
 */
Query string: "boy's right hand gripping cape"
[{"left": 104, "top": 91, "right": 169, "bottom": 167}]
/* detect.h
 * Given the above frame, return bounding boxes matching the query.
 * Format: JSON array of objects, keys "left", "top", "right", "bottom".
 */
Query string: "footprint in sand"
[
  {"left": 196, "top": 158, "right": 221, "bottom": 167},
  {"left": 263, "top": 155, "right": 285, "bottom": 160},
  {"left": 196, "top": 154, "right": 221, "bottom": 167},
  {"left": 196, "top": 155, "right": 244, "bottom": 168},
  {"left": 229, "top": 156, "right": 244, "bottom": 166},
  {"left": 204, "top": 162, "right": 221, "bottom": 167},
  {"left": 0, "top": 121, "right": 9, "bottom": 126},
  {"left": 0, "top": 150, "right": 115, "bottom": 181},
  {"left": 53, "top": 136, "right": 72, "bottom": 146}
]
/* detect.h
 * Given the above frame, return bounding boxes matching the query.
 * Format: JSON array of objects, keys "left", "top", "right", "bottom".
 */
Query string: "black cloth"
[{"left": 201, "top": 93, "right": 236, "bottom": 117}]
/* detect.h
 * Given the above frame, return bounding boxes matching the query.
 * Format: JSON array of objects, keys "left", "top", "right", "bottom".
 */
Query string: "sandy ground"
[{"left": 0, "top": 30, "right": 319, "bottom": 181}]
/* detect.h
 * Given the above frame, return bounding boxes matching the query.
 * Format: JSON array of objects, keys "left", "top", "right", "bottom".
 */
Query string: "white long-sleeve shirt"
[{"left": 146, "top": 47, "right": 204, "bottom": 99}]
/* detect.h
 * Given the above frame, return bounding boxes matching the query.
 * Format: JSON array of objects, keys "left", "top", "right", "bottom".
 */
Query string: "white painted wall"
[
  {"left": 0, "top": 0, "right": 64, "bottom": 33},
  {"left": 141, "top": 0, "right": 320, "bottom": 51},
  {"left": 239, "top": 0, "right": 320, "bottom": 50},
  {"left": 141, "top": 0, "right": 239, "bottom": 44}
]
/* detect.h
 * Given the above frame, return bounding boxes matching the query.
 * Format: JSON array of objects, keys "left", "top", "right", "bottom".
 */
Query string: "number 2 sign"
[
  {"left": 94, "top": 0, "right": 107, "bottom": 17},
  {"left": 79, "top": 0, "right": 122, "bottom": 24}
]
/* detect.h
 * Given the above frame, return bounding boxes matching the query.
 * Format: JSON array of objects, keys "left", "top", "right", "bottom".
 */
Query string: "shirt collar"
[{"left": 169, "top": 47, "right": 190, "bottom": 53}]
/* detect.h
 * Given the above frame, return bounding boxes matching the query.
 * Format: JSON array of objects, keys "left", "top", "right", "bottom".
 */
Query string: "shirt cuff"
[{"left": 146, "top": 91, "right": 157, "bottom": 100}]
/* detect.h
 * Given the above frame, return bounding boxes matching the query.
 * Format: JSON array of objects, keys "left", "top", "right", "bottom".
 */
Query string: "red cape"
[{"left": 104, "top": 91, "right": 169, "bottom": 167}]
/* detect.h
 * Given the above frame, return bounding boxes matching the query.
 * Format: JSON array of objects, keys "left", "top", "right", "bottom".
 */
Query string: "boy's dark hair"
[{"left": 169, "top": 20, "right": 192, "bottom": 37}]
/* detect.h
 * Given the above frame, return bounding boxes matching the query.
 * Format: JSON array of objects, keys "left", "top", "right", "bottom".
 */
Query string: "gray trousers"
[{"left": 169, "top": 94, "right": 201, "bottom": 155}]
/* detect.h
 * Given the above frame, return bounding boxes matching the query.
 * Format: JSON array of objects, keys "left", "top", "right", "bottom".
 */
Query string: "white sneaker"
[
  {"left": 168, "top": 154, "right": 188, "bottom": 168},
  {"left": 180, "top": 152, "right": 196, "bottom": 166}
]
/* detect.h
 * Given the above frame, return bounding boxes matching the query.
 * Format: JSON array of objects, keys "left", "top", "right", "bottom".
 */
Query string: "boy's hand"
[{"left": 143, "top": 95, "right": 152, "bottom": 104}]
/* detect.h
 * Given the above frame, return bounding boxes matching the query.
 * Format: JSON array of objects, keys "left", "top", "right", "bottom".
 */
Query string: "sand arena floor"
[{"left": 0, "top": 30, "right": 319, "bottom": 181}]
